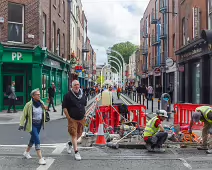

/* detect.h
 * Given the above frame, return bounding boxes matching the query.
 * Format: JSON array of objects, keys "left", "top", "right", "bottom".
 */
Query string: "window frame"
[{"left": 7, "top": 3, "right": 24, "bottom": 44}]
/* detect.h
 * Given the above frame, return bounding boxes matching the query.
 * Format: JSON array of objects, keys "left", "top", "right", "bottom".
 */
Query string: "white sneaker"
[
  {"left": 23, "top": 151, "right": 32, "bottom": 159},
  {"left": 75, "top": 152, "right": 81, "bottom": 161},
  {"left": 39, "top": 158, "right": 46, "bottom": 165},
  {"left": 66, "top": 142, "right": 72, "bottom": 154}
]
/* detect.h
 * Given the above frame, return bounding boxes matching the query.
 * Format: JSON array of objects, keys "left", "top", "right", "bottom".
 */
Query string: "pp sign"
[{"left": 12, "top": 52, "right": 22, "bottom": 61}]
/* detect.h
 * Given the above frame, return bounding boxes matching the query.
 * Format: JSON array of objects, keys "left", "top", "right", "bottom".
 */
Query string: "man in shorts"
[{"left": 62, "top": 80, "right": 87, "bottom": 160}]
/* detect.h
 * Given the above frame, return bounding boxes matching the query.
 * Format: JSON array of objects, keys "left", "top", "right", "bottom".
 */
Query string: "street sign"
[
  {"left": 0, "top": 17, "right": 4, "bottom": 23},
  {"left": 166, "top": 58, "right": 174, "bottom": 67}
]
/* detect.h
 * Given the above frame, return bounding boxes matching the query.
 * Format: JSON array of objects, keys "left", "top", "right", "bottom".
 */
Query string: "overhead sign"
[
  {"left": 166, "top": 58, "right": 174, "bottom": 67},
  {"left": 192, "top": 7, "right": 200, "bottom": 38}
]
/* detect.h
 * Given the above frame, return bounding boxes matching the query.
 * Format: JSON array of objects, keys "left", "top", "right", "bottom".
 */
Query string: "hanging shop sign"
[
  {"left": 154, "top": 67, "right": 161, "bottom": 74},
  {"left": 166, "top": 58, "right": 174, "bottom": 67}
]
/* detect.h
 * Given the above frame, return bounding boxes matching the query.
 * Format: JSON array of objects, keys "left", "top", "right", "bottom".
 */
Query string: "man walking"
[
  {"left": 48, "top": 82, "right": 56, "bottom": 112},
  {"left": 7, "top": 81, "right": 17, "bottom": 113},
  {"left": 62, "top": 80, "right": 87, "bottom": 160}
]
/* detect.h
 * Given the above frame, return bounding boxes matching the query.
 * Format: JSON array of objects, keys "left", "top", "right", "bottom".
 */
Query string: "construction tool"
[{"left": 107, "top": 127, "right": 137, "bottom": 149}]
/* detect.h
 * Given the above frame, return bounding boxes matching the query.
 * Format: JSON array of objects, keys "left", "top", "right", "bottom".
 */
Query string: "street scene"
[{"left": 1, "top": 0, "right": 212, "bottom": 170}]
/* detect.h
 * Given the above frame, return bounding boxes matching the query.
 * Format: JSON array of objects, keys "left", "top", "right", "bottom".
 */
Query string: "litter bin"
[{"left": 160, "top": 93, "right": 171, "bottom": 121}]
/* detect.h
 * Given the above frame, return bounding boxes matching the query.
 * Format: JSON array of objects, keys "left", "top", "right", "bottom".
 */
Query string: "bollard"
[
  {"left": 152, "top": 98, "right": 154, "bottom": 112},
  {"left": 143, "top": 95, "right": 145, "bottom": 105},
  {"left": 158, "top": 99, "right": 160, "bottom": 110},
  {"left": 146, "top": 97, "right": 148, "bottom": 109},
  {"left": 140, "top": 93, "right": 142, "bottom": 104}
]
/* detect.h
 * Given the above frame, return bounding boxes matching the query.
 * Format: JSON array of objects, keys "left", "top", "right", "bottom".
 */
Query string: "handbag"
[{"left": 45, "top": 111, "right": 50, "bottom": 122}]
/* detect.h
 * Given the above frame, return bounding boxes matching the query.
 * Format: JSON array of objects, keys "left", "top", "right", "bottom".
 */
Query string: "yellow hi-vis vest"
[
  {"left": 196, "top": 106, "right": 212, "bottom": 124},
  {"left": 143, "top": 116, "right": 159, "bottom": 137}
]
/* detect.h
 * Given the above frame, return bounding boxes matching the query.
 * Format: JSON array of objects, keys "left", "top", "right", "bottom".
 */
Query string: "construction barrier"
[
  {"left": 90, "top": 105, "right": 147, "bottom": 134},
  {"left": 174, "top": 103, "right": 205, "bottom": 130}
]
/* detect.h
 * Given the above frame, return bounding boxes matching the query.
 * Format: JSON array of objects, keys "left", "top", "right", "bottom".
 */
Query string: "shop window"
[
  {"left": 15, "top": 76, "right": 23, "bottom": 92},
  {"left": 8, "top": 3, "right": 24, "bottom": 43},
  {"left": 42, "top": 74, "right": 49, "bottom": 98},
  {"left": 56, "top": 74, "right": 61, "bottom": 94}
]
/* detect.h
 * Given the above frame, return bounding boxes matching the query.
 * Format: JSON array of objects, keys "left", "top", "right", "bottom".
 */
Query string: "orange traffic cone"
[{"left": 95, "top": 114, "right": 106, "bottom": 146}]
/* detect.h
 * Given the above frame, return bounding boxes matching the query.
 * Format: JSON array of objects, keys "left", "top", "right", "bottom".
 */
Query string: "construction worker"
[
  {"left": 144, "top": 110, "right": 168, "bottom": 152},
  {"left": 189, "top": 106, "right": 212, "bottom": 153}
]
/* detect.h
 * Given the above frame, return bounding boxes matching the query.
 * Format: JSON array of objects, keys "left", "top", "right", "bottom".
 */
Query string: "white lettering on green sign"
[{"left": 12, "top": 52, "right": 22, "bottom": 61}]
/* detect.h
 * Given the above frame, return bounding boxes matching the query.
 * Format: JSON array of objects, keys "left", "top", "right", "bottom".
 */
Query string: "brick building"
[
  {"left": 175, "top": 0, "right": 211, "bottom": 104},
  {"left": 0, "top": 0, "right": 71, "bottom": 111},
  {"left": 140, "top": 0, "right": 179, "bottom": 100}
]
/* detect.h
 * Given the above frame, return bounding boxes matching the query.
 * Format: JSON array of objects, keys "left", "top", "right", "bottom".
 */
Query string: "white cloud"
[{"left": 81, "top": 0, "right": 149, "bottom": 65}]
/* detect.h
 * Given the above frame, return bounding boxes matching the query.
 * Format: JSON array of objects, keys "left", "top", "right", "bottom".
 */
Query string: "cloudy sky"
[{"left": 81, "top": 0, "right": 149, "bottom": 65}]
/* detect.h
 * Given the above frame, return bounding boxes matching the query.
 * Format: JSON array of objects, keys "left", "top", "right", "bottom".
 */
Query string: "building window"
[
  {"left": 57, "top": 29, "right": 60, "bottom": 56},
  {"left": 173, "top": 33, "right": 175, "bottom": 49},
  {"left": 52, "top": 22, "right": 56, "bottom": 53},
  {"left": 182, "top": 17, "right": 186, "bottom": 45},
  {"left": 42, "top": 73, "right": 49, "bottom": 98},
  {"left": 63, "top": 0, "right": 65, "bottom": 20},
  {"left": 209, "top": 0, "right": 212, "bottom": 13},
  {"left": 8, "top": 3, "right": 24, "bottom": 43},
  {"left": 172, "top": 0, "right": 175, "bottom": 16},
  {"left": 63, "top": 33, "right": 65, "bottom": 57},
  {"left": 209, "top": 0, "right": 212, "bottom": 29},
  {"left": 59, "top": 0, "right": 61, "bottom": 14},
  {"left": 42, "top": 13, "right": 47, "bottom": 47},
  {"left": 209, "top": 13, "right": 212, "bottom": 30}
]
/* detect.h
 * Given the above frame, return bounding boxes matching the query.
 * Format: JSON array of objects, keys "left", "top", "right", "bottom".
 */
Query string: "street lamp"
[
  {"left": 100, "top": 64, "right": 111, "bottom": 87},
  {"left": 108, "top": 60, "right": 122, "bottom": 86},
  {"left": 108, "top": 55, "right": 123, "bottom": 84},
  {"left": 107, "top": 48, "right": 126, "bottom": 88},
  {"left": 111, "top": 66, "right": 119, "bottom": 85}
]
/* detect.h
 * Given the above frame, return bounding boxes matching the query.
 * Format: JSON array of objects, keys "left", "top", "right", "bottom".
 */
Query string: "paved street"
[
  {"left": 0, "top": 145, "right": 212, "bottom": 170},
  {"left": 0, "top": 92, "right": 209, "bottom": 170}
]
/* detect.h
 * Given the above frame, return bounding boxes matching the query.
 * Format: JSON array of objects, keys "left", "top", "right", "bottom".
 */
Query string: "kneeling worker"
[
  {"left": 189, "top": 106, "right": 212, "bottom": 153},
  {"left": 144, "top": 110, "right": 168, "bottom": 152}
]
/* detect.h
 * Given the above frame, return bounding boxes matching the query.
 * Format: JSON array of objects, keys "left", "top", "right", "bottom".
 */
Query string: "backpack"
[
  {"left": 6, "top": 85, "right": 12, "bottom": 96},
  {"left": 119, "top": 104, "right": 129, "bottom": 115}
]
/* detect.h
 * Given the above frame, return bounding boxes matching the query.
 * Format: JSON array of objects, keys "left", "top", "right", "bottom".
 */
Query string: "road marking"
[
  {"left": 52, "top": 144, "right": 65, "bottom": 154},
  {"left": 36, "top": 158, "right": 55, "bottom": 170},
  {"left": 179, "top": 158, "right": 192, "bottom": 169}
]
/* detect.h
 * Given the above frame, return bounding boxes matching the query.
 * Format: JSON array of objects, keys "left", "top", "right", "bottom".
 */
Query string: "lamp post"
[
  {"left": 108, "top": 55, "right": 123, "bottom": 85},
  {"left": 108, "top": 60, "right": 122, "bottom": 86},
  {"left": 100, "top": 64, "right": 111, "bottom": 87},
  {"left": 111, "top": 66, "right": 119, "bottom": 85},
  {"left": 107, "top": 48, "right": 126, "bottom": 88}
]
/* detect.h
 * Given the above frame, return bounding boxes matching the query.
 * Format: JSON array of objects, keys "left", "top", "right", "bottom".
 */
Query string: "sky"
[{"left": 81, "top": 0, "right": 150, "bottom": 65}]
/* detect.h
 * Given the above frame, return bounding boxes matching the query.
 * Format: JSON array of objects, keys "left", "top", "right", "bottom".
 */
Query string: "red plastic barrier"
[
  {"left": 174, "top": 103, "right": 207, "bottom": 130},
  {"left": 91, "top": 105, "right": 147, "bottom": 133}
]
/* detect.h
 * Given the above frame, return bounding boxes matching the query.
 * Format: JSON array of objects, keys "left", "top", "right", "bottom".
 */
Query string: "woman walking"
[{"left": 19, "top": 88, "right": 47, "bottom": 165}]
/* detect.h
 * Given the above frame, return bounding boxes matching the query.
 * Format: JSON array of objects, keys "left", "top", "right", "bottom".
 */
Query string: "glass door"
[
  {"left": 3, "top": 74, "right": 26, "bottom": 109},
  {"left": 192, "top": 62, "right": 200, "bottom": 104}
]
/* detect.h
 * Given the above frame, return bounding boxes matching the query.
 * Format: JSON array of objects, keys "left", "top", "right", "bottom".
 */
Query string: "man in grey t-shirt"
[{"left": 7, "top": 81, "right": 17, "bottom": 113}]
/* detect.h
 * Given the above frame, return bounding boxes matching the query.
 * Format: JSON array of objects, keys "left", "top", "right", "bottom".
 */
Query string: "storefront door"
[
  {"left": 3, "top": 74, "right": 26, "bottom": 109},
  {"left": 192, "top": 62, "right": 200, "bottom": 104}
]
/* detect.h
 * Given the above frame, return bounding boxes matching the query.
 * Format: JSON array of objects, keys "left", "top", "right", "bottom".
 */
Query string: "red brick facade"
[{"left": 0, "top": 0, "right": 70, "bottom": 59}]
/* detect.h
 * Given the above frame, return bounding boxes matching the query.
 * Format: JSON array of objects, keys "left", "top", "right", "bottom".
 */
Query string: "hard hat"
[
  {"left": 156, "top": 110, "right": 168, "bottom": 118},
  {"left": 192, "top": 112, "right": 202, "bottom": 122}
]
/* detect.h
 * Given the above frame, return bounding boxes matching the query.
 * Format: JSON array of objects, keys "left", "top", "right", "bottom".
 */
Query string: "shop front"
[
  {"left": 175, "top": 37, "right": 211, "bottom": 104},
  {"left": 0, "top": 43, "right": 71, "bottom": 111}
]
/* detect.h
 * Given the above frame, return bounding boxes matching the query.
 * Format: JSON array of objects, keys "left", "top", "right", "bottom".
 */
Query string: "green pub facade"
[{"left": 0, "top": 43, "right": 71, "bottom": 111}]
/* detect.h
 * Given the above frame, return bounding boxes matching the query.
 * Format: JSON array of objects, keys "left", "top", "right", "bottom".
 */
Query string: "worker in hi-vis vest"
[
  {"left": 189, "top": 106, "right": 212, "bottom": 153},
  {"left": 144, "top": 110, "right": 168, "bottom": 152}
]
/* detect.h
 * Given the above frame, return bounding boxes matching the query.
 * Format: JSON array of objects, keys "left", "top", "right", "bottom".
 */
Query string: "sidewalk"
[{"left": 0, "top": 95, "right": 99, "bottom": 125}]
